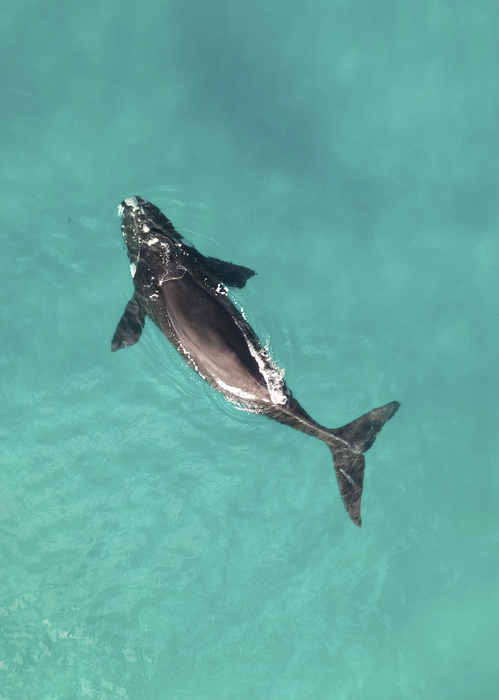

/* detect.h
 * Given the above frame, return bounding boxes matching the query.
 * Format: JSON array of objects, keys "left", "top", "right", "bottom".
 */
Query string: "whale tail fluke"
[{"left": 327, "top": 401, "right": 400, "bottom": 526}]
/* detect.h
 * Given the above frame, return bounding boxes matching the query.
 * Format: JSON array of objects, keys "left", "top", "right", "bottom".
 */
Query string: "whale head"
[
  {"left": 117, "top": 195, "right": 190, "bottom": 271},
  {"left": 118, "top": 196, "right": 157, "bottom": 257}
]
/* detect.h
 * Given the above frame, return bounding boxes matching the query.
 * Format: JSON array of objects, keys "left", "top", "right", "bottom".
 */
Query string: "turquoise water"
[{"left": 1, "top": 1, "right": 497, "bottom": 698}]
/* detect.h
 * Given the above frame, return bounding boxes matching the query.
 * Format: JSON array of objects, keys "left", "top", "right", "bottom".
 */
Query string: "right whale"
[{"left": 112, "top": 197, "right": 400, "bottom": 526}]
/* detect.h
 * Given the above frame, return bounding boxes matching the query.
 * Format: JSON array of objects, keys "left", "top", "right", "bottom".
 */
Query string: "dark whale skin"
[{"left": 112, "top": 196, "right": 400, "bottom": 526}]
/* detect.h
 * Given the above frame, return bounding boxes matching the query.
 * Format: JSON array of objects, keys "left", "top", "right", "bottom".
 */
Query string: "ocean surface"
[{"left": 1, "top": 1, "right": 497, "bottom": 699}]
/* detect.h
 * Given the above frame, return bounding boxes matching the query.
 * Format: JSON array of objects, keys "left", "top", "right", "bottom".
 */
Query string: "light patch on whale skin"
[
  {"left": 147, "top": 237, "right": 159, "bottom": 246},
  {"left": 142, "top": 224, "right": 150, "bottom": 233},
  {"left": 215, "top": 283, "right": 228, "bottom": 295},
  {"left": 340, "top": 468, "right": 355, "bottom": 486},
  {"left": 176, "top": 341, "right": 208, "bottom": 382},
  {"left": 227, "top": 293, "right": 287, "bottom": 405},
  {"left": 246, "top": 335, "right": 287, "bottom": 405},
  {"left": 130, "top": 262, "right": 137, "bottom": 278},
  {"left": 124, "top": 196, "right": 139, "bottom": 209},
  {"left": 214, "top": 377, "right": 261, "bottom": 403}
]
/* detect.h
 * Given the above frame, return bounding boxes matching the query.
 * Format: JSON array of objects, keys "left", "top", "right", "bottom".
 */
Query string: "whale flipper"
[
  {"left": 193, "top": 253, "right": 256, "bottom": 289},
  {"left": 112, "top": 295, "right": 146, "bottom": 351}
]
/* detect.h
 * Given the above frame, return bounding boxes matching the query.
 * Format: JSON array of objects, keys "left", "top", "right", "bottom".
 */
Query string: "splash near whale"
[{"left": 112, "top": 196, "right": 400, "bottom": 526}]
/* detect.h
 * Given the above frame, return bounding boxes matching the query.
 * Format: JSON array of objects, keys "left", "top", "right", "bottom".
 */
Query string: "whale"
[{"left": 112, "top": 196, "right": 400, "bottom": 526}]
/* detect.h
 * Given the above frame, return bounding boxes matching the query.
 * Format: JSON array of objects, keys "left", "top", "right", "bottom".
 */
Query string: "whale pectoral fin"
[
  {"left": 111, "top": 296, "right": 146, "bottom": 351},
  {"left": 197, "top": 254, "right": 256, "bottom": 289}
]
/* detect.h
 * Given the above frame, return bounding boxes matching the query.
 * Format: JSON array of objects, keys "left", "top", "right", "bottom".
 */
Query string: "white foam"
[
  {"left": 228, "top": 293, "right": 287, "bottom": 406},
  {"left": 245, "top": 334, "right": 287, "bottom": 405}
]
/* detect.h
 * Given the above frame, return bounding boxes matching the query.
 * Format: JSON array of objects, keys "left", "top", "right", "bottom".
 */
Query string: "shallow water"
[{"left": 1, "top": 1, "right": 498, "bottom": 699}]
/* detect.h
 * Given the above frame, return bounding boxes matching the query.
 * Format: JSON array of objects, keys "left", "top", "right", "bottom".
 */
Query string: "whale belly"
[{"left": 161, "top": 273, "right": 271, "bottom": 403}]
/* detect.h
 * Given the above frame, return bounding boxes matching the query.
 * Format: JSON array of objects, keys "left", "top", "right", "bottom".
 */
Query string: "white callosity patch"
[
  {"left": 147, "top": 237, "right": 159, "bottom": 246},
  {"left": 143, "top": 224, "right": 150, "bottom": 233},
  {"left": 130, "top": 262, "right": 137, "bottom": 278},
  {"left": 124, "top": 196, "right": 139, "bottom": 209}
]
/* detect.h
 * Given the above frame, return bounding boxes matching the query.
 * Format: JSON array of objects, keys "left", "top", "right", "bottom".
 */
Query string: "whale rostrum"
[{"left": 112, "top": 196, "right": 400, "bottom": 526}]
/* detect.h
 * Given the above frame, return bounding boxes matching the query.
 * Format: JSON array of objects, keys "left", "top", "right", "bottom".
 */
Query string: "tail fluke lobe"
[
  {"left": 333, "top": 401, "right": 400, "bottom": 453},
  {"left": 327, "top": 401, "right": 400, "bottom": 526},
  {"left": 327, "top": 446, "right": 366, "bottom": 526}
]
